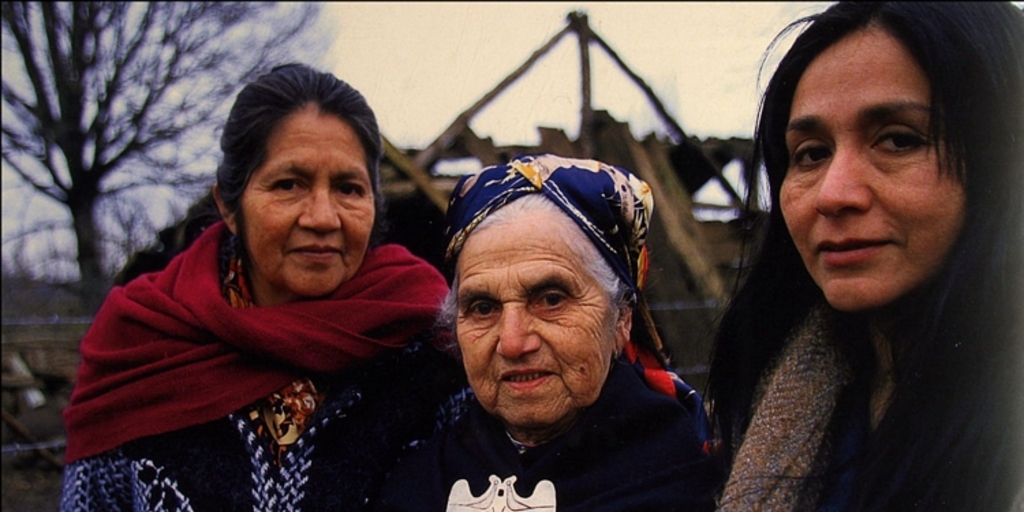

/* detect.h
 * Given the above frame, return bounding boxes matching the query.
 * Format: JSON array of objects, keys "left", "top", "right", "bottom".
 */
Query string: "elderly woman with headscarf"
[{"left": 376, "top": 154, "right": 722, "bottom": 512}]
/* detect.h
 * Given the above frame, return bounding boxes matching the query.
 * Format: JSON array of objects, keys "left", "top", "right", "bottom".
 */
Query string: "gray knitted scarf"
[{"left": 718, "top": 305, "right": 855, "bottom": 511}]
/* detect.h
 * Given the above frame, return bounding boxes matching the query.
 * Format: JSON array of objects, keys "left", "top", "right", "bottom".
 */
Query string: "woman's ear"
[
  {"left": 615, "top": 307, "right": 633, "bottom": 352},
  {"left": 212, "top": 184, "right": 238, "bottom": 234}
]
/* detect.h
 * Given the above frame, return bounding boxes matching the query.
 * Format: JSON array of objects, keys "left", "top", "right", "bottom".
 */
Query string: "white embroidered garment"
[{"left": 446, "top": 475, "right": 556, "bottom": 512}]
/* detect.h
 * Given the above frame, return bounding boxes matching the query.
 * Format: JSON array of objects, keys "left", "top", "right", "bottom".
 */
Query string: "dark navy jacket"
[{"left": 377, "top": 359, "right": 722, "bottom": 512}]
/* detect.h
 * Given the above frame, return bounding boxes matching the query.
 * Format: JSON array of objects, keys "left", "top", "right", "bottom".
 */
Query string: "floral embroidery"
[{"left": 248, "top": 378, "right": 324, "bottom": 466}]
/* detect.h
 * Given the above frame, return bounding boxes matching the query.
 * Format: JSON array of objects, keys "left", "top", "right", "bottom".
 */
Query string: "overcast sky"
[
  {"left": 3, "top": 2, "right": 840, "bottom": 277},
  {"left": 324, "top": 2, "right": 833, "bottom": 148}
]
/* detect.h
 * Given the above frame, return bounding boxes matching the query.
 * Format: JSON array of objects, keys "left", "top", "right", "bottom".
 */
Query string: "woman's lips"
[
  {"left": 501, "top": 371, "right": 552, "bottom": 391},
  {"left": 818, "top": 239, "right": 887, "bottom": 267},
  {"left": 505, "top": 372, "right": 546, "bottom": 383},
  {"left": 292, "top": 246, "right": 341, "bottom": 263}
]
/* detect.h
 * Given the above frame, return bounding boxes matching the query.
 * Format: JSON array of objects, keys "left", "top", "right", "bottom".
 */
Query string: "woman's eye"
[
  {"left": 274, "top": 179, "right": 297, "bottom": 191},
  {"left": 537, "top": 292, "right": 566, "bottom": 309},
  {"left": 879, "top": 132, "right": 927, "bottom": 152},
  {"left": 338, "top": 183, "right": 362, "bottom": 195},
  {"left": 467, "top": 300, "right": 496, "bottom": 317},
  {"left": 791, "top": 145, "right": 831, "bottom": 167}
]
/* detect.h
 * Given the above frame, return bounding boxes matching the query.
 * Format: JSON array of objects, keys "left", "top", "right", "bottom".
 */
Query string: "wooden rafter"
[{"left": 409, "top": 10, "right": 744, "bottom": 208}]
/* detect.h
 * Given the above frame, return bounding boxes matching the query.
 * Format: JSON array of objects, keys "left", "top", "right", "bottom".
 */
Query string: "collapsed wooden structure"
[
  {"left": 377, "top": 11, "right": 757, "bottom": 383},
  {"left": 1, "top": 11, "right": 760, "bottom": 461}
]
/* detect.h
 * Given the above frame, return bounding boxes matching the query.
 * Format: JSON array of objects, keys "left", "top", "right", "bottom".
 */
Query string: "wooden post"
[{"left": 569, "top": 11, "right": 595, "bottom": 158}]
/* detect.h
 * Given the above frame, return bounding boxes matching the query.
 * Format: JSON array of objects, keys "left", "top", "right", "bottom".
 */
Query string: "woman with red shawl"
[{"left": 59, "top": 63, "right": 468, "bottom": 511}]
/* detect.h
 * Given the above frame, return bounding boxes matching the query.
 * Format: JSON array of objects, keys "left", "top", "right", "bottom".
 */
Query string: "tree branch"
[
  {"left": 1, "top": 150, "right": 64, "bottom": 202},
  {"left": 3, "top": 1, "right": 323, "bottom": 304}
]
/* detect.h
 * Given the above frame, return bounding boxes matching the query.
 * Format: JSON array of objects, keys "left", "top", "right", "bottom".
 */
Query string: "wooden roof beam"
[
  {"left": 382, "top": 136, "right": 451, "bottom": 213},
  {"left": 589, "top": 29, "right": 744, "bottom": 207},
  {"left": 412, "top": 24, "right": 575, "bottom": 171}
]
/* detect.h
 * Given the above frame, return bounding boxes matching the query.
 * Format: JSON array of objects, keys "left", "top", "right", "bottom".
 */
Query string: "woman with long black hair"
[{"left": 706, "top": 3, "right": 1024, "bottom": 511}]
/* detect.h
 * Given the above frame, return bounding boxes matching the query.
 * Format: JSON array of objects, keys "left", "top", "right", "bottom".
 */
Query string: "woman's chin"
[{"left": 823, "top": 289, "right": 889, "bottom": 313}]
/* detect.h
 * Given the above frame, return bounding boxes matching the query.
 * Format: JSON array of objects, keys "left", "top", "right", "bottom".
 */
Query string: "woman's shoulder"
[
  {"left": 323, "top": 335, "right": 471, "bottom": 437},
  {"left": 374, "top": 398, "right": 484, "bottom": 512},
  {"left": 361, "top": 336, "right": 467, "bottom": 395}
]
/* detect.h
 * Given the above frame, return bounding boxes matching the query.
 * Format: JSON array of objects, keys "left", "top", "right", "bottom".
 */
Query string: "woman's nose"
[
  {"left": 299, "top": 188, "right": 341, "bottom": 231},
  {"left": 495, "top": 306, "right": 541, "bottom": 359},
  {"left": 815, "top": 147, "right": 873, "bottom": 217}
]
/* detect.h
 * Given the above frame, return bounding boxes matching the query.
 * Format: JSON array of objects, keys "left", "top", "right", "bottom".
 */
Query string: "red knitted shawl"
[{"left": 63, "top": 222, "right": 448, "bottom": 462}]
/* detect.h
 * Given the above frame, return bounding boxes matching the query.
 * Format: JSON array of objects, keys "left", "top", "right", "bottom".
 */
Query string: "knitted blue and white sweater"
[{"left": 60, "top": 340, "right": 471, "bottom": 512}]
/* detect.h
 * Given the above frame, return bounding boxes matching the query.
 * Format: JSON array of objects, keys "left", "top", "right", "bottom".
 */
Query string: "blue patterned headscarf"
[{"left": 444, "top": 154, "right": 654, "bottom": 298}]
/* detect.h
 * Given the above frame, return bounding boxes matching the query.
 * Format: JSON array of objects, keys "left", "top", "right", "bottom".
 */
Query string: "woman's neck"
[{"left": 505, "top": 412, "right": 579, "bottom": 449}]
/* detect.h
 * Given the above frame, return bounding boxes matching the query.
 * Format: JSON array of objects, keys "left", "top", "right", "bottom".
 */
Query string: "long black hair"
[{"left": 706, "top": 2, "right": 1024, "bottom": 510}]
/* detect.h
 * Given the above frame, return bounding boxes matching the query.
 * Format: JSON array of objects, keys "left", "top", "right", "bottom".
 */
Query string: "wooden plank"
[
  {"left": 2, "top": 322, "right": 88, "bottom": 347},
  {"left": 615, "top": 124, "right": 729, "bottom": 303},
  {"left": 458, "top": 127, "right": 502, "bottom": 167},
  {"left": 1, "top": 408, "right": 64, "bottom": 468},
  {"left": 382, "top": 137, "right": 450, "bottom": 213},
  {"left": 537, "top": 127, "right": 579, "bottom": 158},
  {"left": 645, "top": 135, "right": 730, "bottom": 302}
]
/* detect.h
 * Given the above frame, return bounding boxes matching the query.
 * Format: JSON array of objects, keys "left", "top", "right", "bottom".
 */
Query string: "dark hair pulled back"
[{"left": 215, "top": 63, "right": 386, "bottom": 244}]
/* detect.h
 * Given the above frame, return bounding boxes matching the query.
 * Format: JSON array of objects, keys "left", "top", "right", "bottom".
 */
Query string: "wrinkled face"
[
  {"left": 781, "top": 27, "right": 965, "bottom": 313},
  {"left": 216, "top": 104, "right": 375, "bottom": 306},
  {"left": 454, "top": 210, "right": 630, "bottom": 446}
]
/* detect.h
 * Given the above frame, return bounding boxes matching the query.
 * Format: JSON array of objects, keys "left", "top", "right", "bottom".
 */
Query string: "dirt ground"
[
  {"left": 2, "top": 455, "right": 63, "bottom": 512},
  {"left": 2, "top": 388, "right": 69, "bottom": 512}
]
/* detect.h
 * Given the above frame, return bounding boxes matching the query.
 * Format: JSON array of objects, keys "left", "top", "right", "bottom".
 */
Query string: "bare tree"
[{"left": 1, "top": 2, "right": 323, "bottom": 313}]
